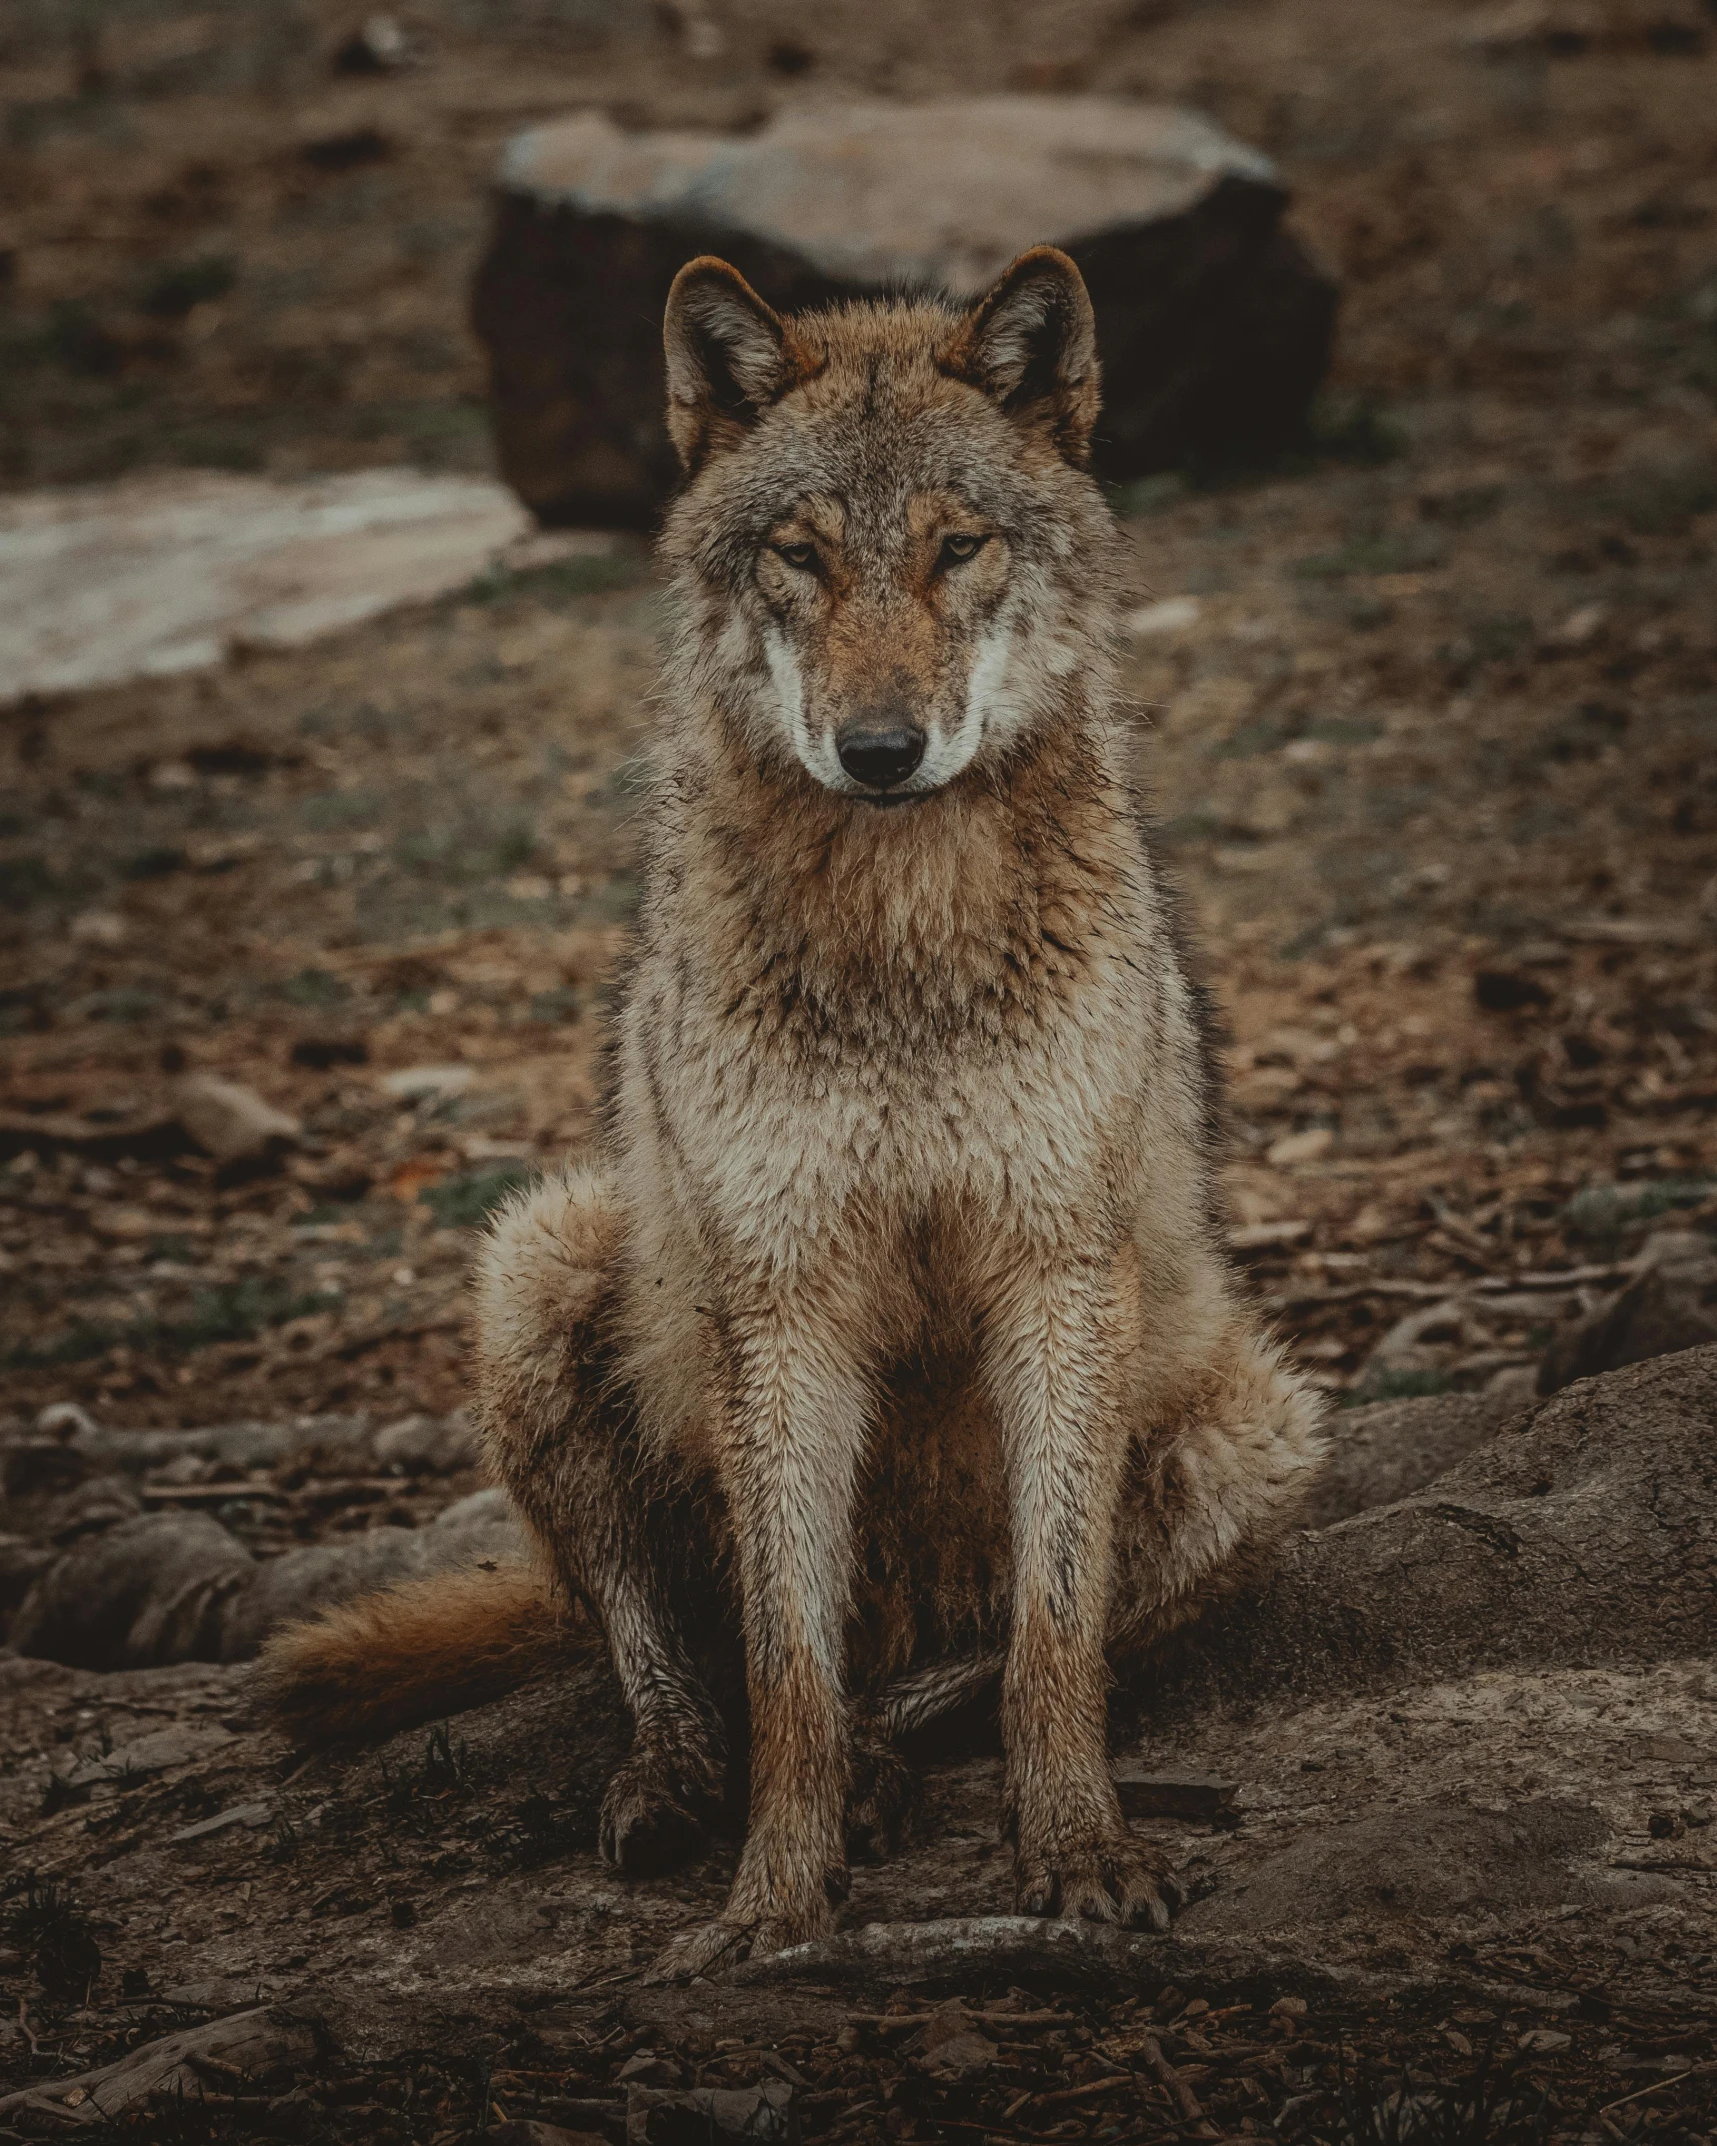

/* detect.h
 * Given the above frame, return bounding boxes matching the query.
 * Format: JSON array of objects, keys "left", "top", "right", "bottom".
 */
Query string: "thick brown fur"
[
  {"left": 264, "top": 248, "right": 1327, "bottom": 1977},
  {"left": 255, "top": 1565, "right": 570, "bottom": 1747}
]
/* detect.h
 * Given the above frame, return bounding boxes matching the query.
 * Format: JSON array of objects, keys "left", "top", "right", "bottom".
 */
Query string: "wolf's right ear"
[
  {"left": 942, "top": 247, "right": 1100, "bottom": 466},
  {"left": 663, "top": 258, "right": 812, "bottom": 474}
]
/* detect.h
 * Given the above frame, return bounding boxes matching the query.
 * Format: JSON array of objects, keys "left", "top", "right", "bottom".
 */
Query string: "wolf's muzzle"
[{"left": 837, "top": 727, "right": 926, "bottom": 791}]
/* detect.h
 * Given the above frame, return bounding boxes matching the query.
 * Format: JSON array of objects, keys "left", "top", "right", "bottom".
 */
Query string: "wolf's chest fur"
[{"left": 625, "top": 725, "right": 1162, "bottom": 1263}]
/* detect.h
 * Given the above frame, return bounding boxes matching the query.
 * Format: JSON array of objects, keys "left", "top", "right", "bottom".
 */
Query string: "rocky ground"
[{"left": 4, "top": 0, "right": 1717, "bottom": 2137}]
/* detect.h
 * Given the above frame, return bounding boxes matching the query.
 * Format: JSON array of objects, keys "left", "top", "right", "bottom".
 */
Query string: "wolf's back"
[{"left": 257, "top": 1561, "right": 573, "bottom": 1744}]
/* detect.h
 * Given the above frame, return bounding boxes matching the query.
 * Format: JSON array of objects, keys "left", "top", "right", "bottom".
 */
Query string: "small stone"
[
  {"left": 35, "top": 1402, "right": 100, "bottom": 1444},
  {"left": 70, "top": 911, "right": 128, "bottom": 947},
  {"left": 625, "top": 2083, "right": 796, "bottom": 2143},
  {"left": 332, "top": 13, "right": 410, "bottom": 72},
  {"left": 1266, "top": 1126, "right": 1334, "bottom": 1169},
  {"left": 380, "top": 1064, "right": 475, "bottom": 1103},
  {"left": 1126, "top": 596, "right": 1203, "bottom": 638},
  {"left": 1517, "top": 2028, "right": 1572, "bottom": 2054},
  {"left": 916, "top": 2028, "right": 997, "bottom": 2077},
  {"left": 65, "top": 1721, "right": 236, "bottom": 1789},
  {"left": 169, "top": 1799, "right": 273, "bottom": 1844},
  {"left": 617, "top": 2053, "right": 681, "bottom": 2086},
  {"left": 174, "top": 1075, "right": 300, "bottom": 1166},
  {"left": 374, "top": 1411, "right": 481, "bottom": 1475}
]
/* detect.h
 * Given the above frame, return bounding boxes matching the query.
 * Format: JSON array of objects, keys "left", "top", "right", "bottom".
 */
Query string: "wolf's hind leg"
[
  {"left": 845, "top": 1652, "right": 1005, "bottom": 1859},
  {"left": 1110, "top": 1325, "right": 1326, "bottom": 1660},
  {"left": 474, "top": 1167, "right": 729, "bottom": 1876}
]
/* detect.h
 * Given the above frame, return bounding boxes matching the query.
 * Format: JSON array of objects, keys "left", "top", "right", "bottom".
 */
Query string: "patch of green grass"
[
  {"left": 1300, "top": 392, "right": 1408, "bottom": 467},
  {"left": 1108, "top": 471, "right": 1191, "bottom": 517},
  {"left": 1599, "top": 464, "right": 1717, "bottom": 537},
  {"left": 394, "top": 820, "right": 539, "bottom": 886},
  {"left": 1290, "top": 529, "right": 1444, "bottom": 582},
  {"left": 1326, "top": 2039, "right": 1553, "bottom": 2144},
  {"left": 68, "top": 986, "right": 164, "bottom": 1023},
  {"left": 461, "top": 551, "right": 646, "bottom": 606},
  {"left": 1343, "top": 1368, "right": 1454, "bottom": 1406},
  {"left": 5, "top": 1874, "right": 101, "bottom": 2001},
  {"left": 420, "top": 1164, "right": 534, "bottom": 1231},
  {"left": 528, "top": 985, "right": 583, "bottom": 1024},
  {"left": 1309, "top": 714, "right": 1385, "bottom": 745},
  {"left": 3, "top": 1280, "right": 342, "bottom": 1369},
  {"left": 1422, "top": 482, "right": 1506, "bottom": 529},
  {"left": 300, "top": 788, "right": 384, "bottom": 832},
  {"left": 276, "top": 966, "right": 353, "bottom": 1010},
  {"left": 43, "top": 300, "right": 121, "bottom": 376},
  {"left": 1566, "top": 1178, "right": 1711, "bottom": 1240},
  {"left": 166, "top": 422, "right": 266, "bottom": 473},
  {"left": 1157, "top": 810, "right": 1227, "bottom": 843}
]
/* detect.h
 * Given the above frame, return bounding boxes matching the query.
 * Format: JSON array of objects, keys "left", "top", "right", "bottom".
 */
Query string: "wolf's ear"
[
  {"left": 943, "top": 247, "right": 1100, "bottom": 465},
  {"left": 663, "top": 257, "right": 811, "bottom": 474}
]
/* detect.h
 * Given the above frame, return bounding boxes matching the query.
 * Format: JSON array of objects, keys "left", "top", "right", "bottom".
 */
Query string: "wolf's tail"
[{"left": 256, "top": 1563, "right": 579, "bottom": 1745}]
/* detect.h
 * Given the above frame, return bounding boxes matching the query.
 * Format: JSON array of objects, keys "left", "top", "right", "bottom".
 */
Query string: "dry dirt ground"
[{"left": 3, "top": 0, "right": 1717, "bottom": 2138}]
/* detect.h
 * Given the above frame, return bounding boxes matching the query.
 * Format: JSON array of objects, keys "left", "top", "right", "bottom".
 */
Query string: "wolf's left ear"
[
  {"left": 943, "top": 247, "right": 1100, "bottom": 465},
  {"left": 663, "top": 257, "right": 813, "bottom": 474}
]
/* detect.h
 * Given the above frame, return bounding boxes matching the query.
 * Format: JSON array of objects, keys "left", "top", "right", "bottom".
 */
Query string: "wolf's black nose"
[{"left": 838, "top": 728, "right": 926, "bottom": 790}]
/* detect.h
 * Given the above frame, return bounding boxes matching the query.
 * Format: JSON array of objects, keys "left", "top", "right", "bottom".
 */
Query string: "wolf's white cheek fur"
[
  {"left": 915, "top": 623, "right": 1017, "bottom": 790},
  {"left": 762, "top": 628, "right": 844, "bottom": 790}
]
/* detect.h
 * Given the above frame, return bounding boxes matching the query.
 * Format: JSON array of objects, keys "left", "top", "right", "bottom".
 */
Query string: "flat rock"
[
  {"left": 63, "top": 1719, "right": 236, "bottom": 1789},
  {"left": 1299, "top": 1387, "right": 1521, "bottom": 1529},
  {"left": 473, "top": 98, "right": 1337, "bottom": 525},
  {"left": 0, "top": 469, "right": 534, "bottom": 704},
  {"left": 10, "top": 1512, "right": 254, "bottom": 1670},
  {"left": 218, "top": 1504, "right": 522, "bottom": 1658},
  {"left": 373, "top": 1409, "right": 482, "bottom": 1474},
  {"left": 7, "top": 1490, "right": 521, "bottom": 1668}
]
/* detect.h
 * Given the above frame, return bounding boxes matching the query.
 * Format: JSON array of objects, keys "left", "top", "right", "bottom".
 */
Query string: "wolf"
[{"left": 262, "top": 245, "right": 1326, "bottom": 1979}]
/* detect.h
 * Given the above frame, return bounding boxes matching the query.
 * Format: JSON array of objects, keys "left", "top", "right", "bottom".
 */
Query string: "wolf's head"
[{"left": 659, "top": 249, "right": 1119, "bottom": 806}]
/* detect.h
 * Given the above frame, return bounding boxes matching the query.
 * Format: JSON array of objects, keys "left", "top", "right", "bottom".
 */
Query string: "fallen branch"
[
  {"left": 0, "top": 2007, "right": 323, "bottom": 2126},
  {"left": 1135, "top": 2030, "right": 1207, "bottom": 2127}
]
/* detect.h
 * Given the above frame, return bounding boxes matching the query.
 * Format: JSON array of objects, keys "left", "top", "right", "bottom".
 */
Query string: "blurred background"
[{"left": 2, "top": 0, "right": 1715, "bottom": 1473}]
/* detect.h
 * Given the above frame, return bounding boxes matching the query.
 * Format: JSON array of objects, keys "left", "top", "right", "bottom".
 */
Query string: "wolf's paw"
[
  {"left": 599, "top": 1746, "right": 720, "bottom": 1877},
  {"left": 845, "top": 1730, "right": 921, "bottom": 1861},
  {"left": 643, "top": 1916, "right": 755, "bottom": 1985},
  {"left": 1015, "top": 1831, "right": 1184, "bottom": 1932},
  {"left": 643, "top": 1900, "right": 835, "bottom": 1985}
]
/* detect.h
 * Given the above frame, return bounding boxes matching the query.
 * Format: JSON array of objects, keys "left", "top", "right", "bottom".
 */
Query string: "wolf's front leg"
[
  {"left": 983, "top": 1244, "right": 1180, "bottom": 1930},
  {"left": 649, "top": 1287, "right": 867, "bottom": 1980}
]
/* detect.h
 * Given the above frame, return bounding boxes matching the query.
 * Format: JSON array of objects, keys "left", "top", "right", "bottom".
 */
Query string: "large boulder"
[
  {"left": 8, "top": 1497, "right": 522, "bottom": 1669},
  {"left": 1144, "top": 1343, "right": 1717, "bottom": 1728},
  {"left": 472, "top": 98, "right": 1338, "bottom": 526},
  {"left": 1538, "top": 1230, "right": 1717, "bottom": 1394}
]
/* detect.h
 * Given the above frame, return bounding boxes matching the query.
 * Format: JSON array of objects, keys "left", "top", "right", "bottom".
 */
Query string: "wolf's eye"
[
  {"left": 775, "top": 542, "right": 818, "bottom": 572},
  {"left": 940, "top": 533, "right": 988, "bottom": 566}
]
